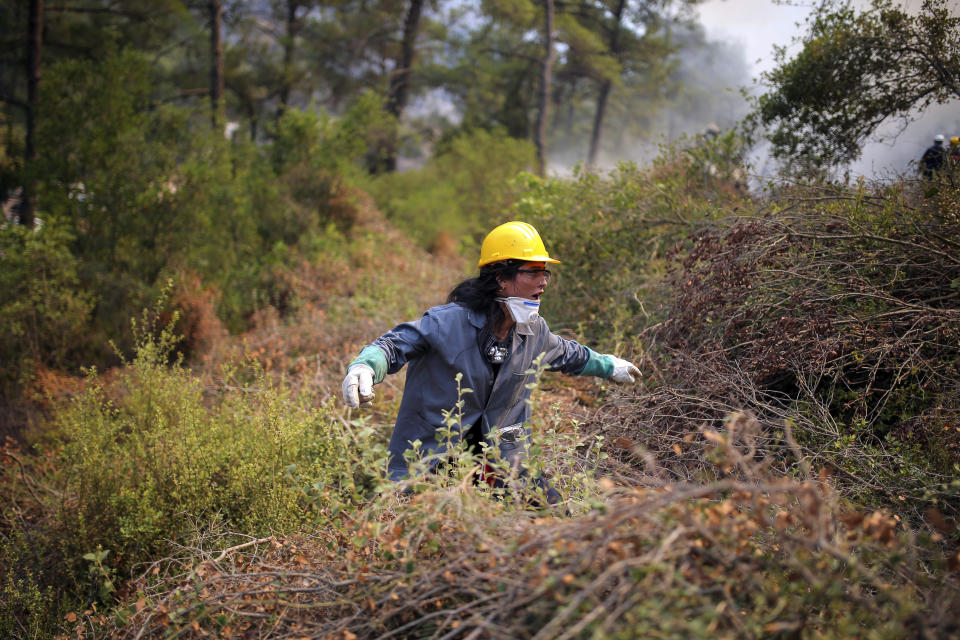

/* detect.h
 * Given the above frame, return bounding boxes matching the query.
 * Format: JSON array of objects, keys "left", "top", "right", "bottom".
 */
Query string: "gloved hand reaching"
[
  {"left": 608, "top": 356, "right": 641, "bottom": 384},
  {"left": 341, "top": 363, "right": 375, "bottom": 408}
]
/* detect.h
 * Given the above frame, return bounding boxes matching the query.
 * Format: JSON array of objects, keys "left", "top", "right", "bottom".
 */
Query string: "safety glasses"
[{"left": 516, "top": 268, "right": 552, "bottom": 281}]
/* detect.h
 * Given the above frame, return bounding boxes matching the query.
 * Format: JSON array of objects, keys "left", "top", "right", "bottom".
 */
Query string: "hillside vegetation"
[
  {"left": 2, "top": 138, "right": 958, "bottom": 638},
  {"left": 3, "top": 1, "right": 959, "bottom": 636}
]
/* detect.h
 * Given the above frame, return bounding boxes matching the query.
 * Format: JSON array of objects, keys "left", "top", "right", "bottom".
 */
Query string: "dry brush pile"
[
  {"left": 10, "top": 172, "right": 960, "bottom": 639},
  {"left": 101, "top": 413, "right": 958, "bottom": 639},
  {"left": 81, "top": 176, "right": 960, "bottom": 640},
  {"left": 595, "top": 179, "right": 960, "bottom": 524}
]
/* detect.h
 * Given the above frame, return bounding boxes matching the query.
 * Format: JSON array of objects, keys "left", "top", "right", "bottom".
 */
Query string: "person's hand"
[
  {"left": 341, "top": 364, "right": 375, "bottom": 408},
  {"left": 608, "top": 356, "right": 641, "bottom": 384}
]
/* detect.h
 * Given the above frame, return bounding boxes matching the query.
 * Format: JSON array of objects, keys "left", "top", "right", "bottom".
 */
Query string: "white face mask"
[{"left": 496, "top": 296, "right": 540, "bottom": 327}]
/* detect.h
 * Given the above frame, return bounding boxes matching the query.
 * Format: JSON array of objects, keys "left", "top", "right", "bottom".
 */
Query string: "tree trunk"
[
  {"left": 535, "top": 0, "right": 555, "bottom": 177},
  {"left": 20, "top": 0, "right": 43, "bottom": 227},
  {"left": 278, "top": 0, "right": 298, "bottom": 118},
  {"left": 387, "top": 0, "right": 424, "bottom": 119},
  {"left": 587, "top": 0, "right": 626, "bottom": 169},
  {"left": 587, "top": 81, "right": 611, "bottom": 168},
  {"left": 375, "top": 0, "right": 425, "bottom": 174},
  {"left": 209, "top": 0, "right": 224, "bottom": 128}
]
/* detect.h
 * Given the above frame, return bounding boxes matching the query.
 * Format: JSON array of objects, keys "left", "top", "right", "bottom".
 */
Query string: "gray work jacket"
[{"left": 371, "top": 302, "right": 591, "bottom": 480}]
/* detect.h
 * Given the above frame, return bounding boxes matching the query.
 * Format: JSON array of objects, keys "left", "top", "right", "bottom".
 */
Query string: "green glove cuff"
[
  {"left": 349, "top": 345, "right": 388, "bottom": 384},
  {"left": 578, "top": 348, "right": 614, "bottom": 378}
]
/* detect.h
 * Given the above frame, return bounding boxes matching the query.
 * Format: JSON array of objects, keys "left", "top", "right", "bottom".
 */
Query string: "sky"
[
  {"left": 692, "top": 0, "right": 960, "bottom": 178},
  {"left": 695, "top": 0, "right": 811, "bottom": 77}
]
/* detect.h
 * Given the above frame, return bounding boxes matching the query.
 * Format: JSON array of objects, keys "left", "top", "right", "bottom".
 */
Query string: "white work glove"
[
  {"left": 608, "top": 356, "right": 641, "bottom": 384},
  {"left": 341, "top": 363, "right": 375, "bottom": 408}
]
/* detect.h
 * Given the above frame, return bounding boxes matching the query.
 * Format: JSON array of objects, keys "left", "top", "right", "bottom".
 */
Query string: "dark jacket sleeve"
[
  {"left": 542, "top": 324, "right": 592, "bottom": 374},
  {"left": 370, "top": 311, "right": 438, "bottom": 375}
]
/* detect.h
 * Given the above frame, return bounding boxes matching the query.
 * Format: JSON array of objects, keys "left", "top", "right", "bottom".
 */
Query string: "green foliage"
[
  {"left": 0, "top": 529, "right": 73, "bottom": 640},
  {"left": 756, "top": 0, "right": 960, "bottom": 167},
  {"left": 367, "top": 128, "right": 535, "bottom": 250},
  {"left": 0, "top": 219, "right": 93, "bottom": 388},
  {"left": 82, "top": 547, "right": 116, "bottom": 604},
  {"left": 515, "top": 146, "right": 749, "bottom": 346},
  {"left": 36, "top": 50, "right": 202, "bottom": 282},
  {"left": 31, "top": 50, "right": 237, "bottom": 354},
  {"left": 0, "top": 48, "right": 406, "bottom": 383},
  {"left": 44, "top": 312, "right": 379, "bottom": 573},
  {"left": 270, "top": 92, "right": 393, "bottom": 181}
]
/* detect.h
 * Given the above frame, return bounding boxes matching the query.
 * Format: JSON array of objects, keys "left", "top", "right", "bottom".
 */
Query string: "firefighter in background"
[
  {"left": 341, "top": 221, "right": 640, "bottom": 501},
  {"left": 949, "top": 136, "right": 960, "bottom": 168},
  {"left": 920, "top": 134, "right": 946, "bottom": 178}
]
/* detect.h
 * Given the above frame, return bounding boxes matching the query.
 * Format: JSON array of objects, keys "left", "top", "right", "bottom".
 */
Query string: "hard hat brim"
[{"left": 478, "top": 254, "right": 561, "bottom": 268}]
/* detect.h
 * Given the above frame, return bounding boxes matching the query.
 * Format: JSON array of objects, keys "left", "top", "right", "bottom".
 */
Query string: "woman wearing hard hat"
[{"left": 341, "top": 221, "right": 640, "bottom": 502}]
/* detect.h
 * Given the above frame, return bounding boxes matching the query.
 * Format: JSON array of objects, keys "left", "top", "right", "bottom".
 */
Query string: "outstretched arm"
[
  {"left": 341, "top": 312, "right": 437, "bottom": 407},
  {"left": 543, "top": 329, "right": 641, "bottom": 384},
  {"left": 578, "top": 349, "right": 641, "bottom": 384}
]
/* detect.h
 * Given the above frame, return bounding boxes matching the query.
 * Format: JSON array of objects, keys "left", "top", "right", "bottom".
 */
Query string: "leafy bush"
[
  {"left": 42, "top": 311, "right": 386, "bottom": 575},
  {"left": 367, "top": 127, "right": 535, "bottom": 251},
  {"left": 0, "top": 219, "right": 93, "bottom": 389},
  {"left": 270, "top": 92, "right": 395, "bottom": 237},
  {"left": 0, "top": 525, "right": 72, "bottom": 640},
  {"left": 27, "top": 51, "right": 243, "bottom": 361},
  {"left": 515, "top": 149, "right": 749, "bottom": 346},
  {"left": 36, "top": 51, "right": 212, "bottom": 285}
]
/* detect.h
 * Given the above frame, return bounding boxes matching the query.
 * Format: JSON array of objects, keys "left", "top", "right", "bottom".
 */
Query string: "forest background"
[{"left": 1, "top": 0, "right": 959, "bottom": 638}]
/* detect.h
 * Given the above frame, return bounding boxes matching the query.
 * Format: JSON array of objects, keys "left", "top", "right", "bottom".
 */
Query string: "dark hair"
[{"left": 447, "top": 259, "right": 524, "bottom": 325}]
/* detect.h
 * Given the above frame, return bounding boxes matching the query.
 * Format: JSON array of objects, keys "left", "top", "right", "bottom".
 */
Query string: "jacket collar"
[
  {"left": 515, "top": 320, "right": 535, "bottom": 336},
  {"left": 466, "top": 306, "right": 534, "bottom": 336},
  {"left": 466, "top": 307, "right": 486, "bottom": 329}
]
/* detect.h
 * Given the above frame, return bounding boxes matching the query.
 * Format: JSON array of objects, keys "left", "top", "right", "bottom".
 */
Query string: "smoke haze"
[{"left": 695, "top": 0, "right": 960, "bottom": 179}]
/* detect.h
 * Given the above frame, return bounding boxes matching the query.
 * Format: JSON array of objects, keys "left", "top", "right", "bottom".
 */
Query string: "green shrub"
[
  {"left": 515, "top": 152, "right": 748, "bottom": 346},
  {"left": 270, "top": 92, "right": 395, "bottom": 185},
  {"left": 44, "top": 312, "right": 385, "bottom": 574},
  {"left": 32, "top": 50, "right": 247, "bottom": 359},
  {"left": 367, "top": 127, "right": 535, "bottom": 251},
  {"left": 36, "top": 51, "right": 210, "bottom": 286},
  {"left": 0, "top": 528, "right": 75, "bottom": 640},
  {"left": 0, "top": 219, "right": 93, "bottom": 389}
]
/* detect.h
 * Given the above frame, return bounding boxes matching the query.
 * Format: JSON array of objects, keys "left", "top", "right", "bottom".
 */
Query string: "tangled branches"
[
  {"left": 594, "top": 180, "right": 960, "bottom": 520},
  {"left": 107, "top": 413, "right": 958, "bottom": 639},
  {"left": 56, "top": 178, "right": 960, "bottom": 640}
]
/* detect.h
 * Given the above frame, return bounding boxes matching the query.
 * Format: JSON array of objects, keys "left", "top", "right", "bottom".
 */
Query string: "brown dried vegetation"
[
  {"left": 594, "top": 180, "right": 960, "bottom": 522},
  {"left": 85, "top": 178, "right": 960, "bottom": 640},
  {"left": 7, "top": 171, "right": 960, "bottom": 639},
  {"left": 106, "top": 414, "right": 958, "bottom": 639}
]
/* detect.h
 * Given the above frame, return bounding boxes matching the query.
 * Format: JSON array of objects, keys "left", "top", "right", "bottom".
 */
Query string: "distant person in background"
[
  {"left": 920, "top": 134, "right": 946, "bottom": 178},
  {"left": 341, "top": 221, "right": 641, "bottom": 502},
  {"left": 949, "top": 137, "right": 960, "bottom": 168}
]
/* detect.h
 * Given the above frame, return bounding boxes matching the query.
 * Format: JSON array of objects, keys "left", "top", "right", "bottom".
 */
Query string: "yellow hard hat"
[
  {"left": 951, "top": 136, "right": 960, "bottom": 145},
  {"left": 478, "top": 221, "right": 560, "bottom": 268}
]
